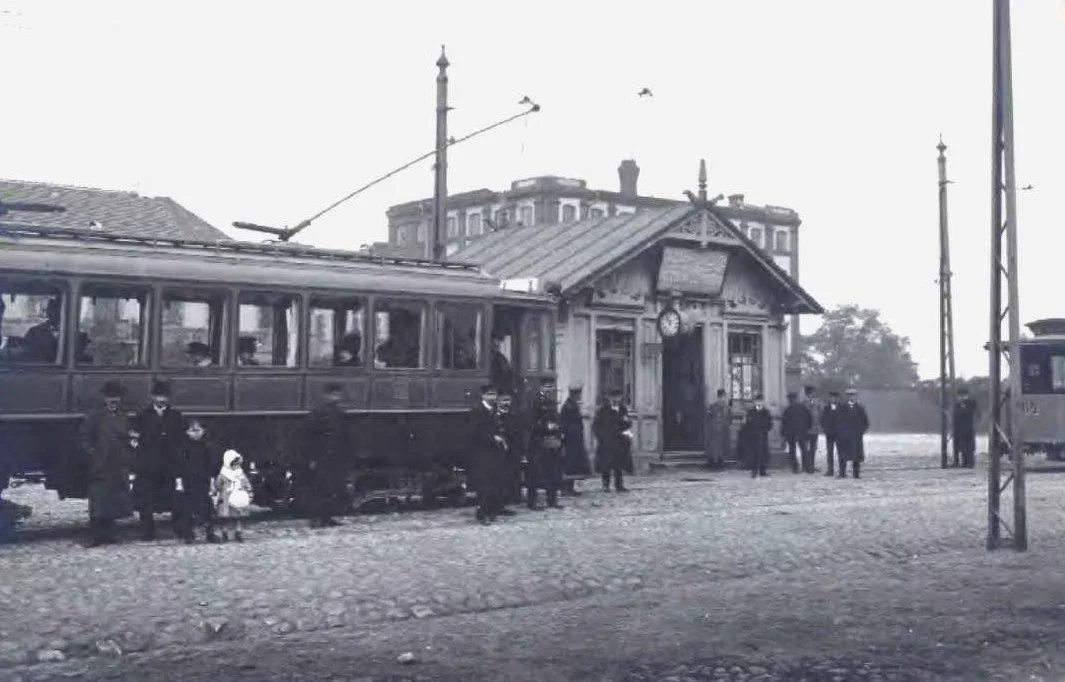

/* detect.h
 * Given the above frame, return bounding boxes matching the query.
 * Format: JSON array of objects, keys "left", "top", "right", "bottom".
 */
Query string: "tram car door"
[{"left": 1019, "top": 329, "right": 1065, "bottom": 461}]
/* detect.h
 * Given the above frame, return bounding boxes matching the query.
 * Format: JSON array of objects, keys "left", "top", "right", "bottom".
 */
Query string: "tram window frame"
[
  {"left": 236, "top": 291, "right": 301, "bottom": 369},
  {"left": 371, "top": 299, "right": 426, "bottom": 370},
  {"left": 436, "top": 302, "right": 483, "bottom": 371},
  {"left": 159, "top": 288, "right": 228, "bottom": 369},
  {"left": 75, "top": 282, "right": 151, "bottom": 369},
  {"left": 541, "top": 311, "right": 556, "bottom": 371},
  {"left": 0, "top": 278, "right": 68, "bottom": 367},
  {"left": 308, "top": 295, "right": 367, "bottom": 369}
]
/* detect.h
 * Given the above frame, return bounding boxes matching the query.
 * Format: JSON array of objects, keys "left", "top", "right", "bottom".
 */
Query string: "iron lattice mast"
[
  {"left": 987, "top": 0, "right": 1026, "bottom": 551},
  {"left": 937, "top": 138, "right": 957, "bottom": 469}
]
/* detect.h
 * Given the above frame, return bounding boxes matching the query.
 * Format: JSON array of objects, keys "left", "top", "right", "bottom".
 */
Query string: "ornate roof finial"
[
  {"left": 697, "top": 159, "right": 708, "bottom": 202},
  {"left": 936, "top": 135, "right": 946, "bottom": 155},
  {"left": 437, "top": 45, "right": 449, "bottom": 71}
]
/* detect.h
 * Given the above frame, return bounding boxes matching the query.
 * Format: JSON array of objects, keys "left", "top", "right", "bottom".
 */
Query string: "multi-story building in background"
[{"left": 380, "top": 160, "right": 805, "bottom": 367}]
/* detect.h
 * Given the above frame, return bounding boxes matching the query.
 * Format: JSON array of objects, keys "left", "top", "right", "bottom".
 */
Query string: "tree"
[{"left": 800, "top": 304, "right": 920, "bottom": 390}]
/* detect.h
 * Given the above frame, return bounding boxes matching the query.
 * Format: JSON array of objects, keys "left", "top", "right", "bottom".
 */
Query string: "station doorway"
[{"left": 662, "top": 325, "right": 704, "bottom": 451}]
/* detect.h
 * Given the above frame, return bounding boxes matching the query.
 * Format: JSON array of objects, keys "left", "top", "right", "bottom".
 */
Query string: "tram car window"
[
  {"left": 1021, "top": 344, "right": 1065, "bottom": 394},
  {"left": 238, "top": 292, "right": 300, "bottom": 368},
  {"left": 161, "top": 289, "right": 227, "bottom": 368},
  {"left": 437, "top": 303, "right": 482, "bottom": 370},
  {"left": 0, "top": 280, "right": 66, "bottom": 365},
  {"left": 309, "top": 296, "right": 366, "bottom": 367},
  {"left": 76, "top": 283, "right": 150, "bottom": 367},
  {"left": 373, "top": 300, "right": 425, "bottom": 369}
]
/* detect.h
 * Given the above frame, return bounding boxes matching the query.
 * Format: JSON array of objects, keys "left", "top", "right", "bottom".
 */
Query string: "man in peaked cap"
[
  {"left": 133, "top": 379, "right": 185, "bottom": 540},
  {"left": 560, "top": 383, "right": 592, "bottom": 494},
  {"left": 469, "top": 383, "right": 506, "bottom": 524}
]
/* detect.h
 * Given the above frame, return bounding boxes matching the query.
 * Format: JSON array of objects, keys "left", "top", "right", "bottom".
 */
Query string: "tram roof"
[{"left": 0, "top": 222, "right": 553, "bottom": 303}]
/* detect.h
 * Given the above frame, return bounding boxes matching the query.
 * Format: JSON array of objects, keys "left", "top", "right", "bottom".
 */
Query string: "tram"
[
  {"left": 0, "top": 223, "right": 557, "bottom": 508},
  {"left": 1018, "top": 318, "right": 1065, "bottom": 461}
]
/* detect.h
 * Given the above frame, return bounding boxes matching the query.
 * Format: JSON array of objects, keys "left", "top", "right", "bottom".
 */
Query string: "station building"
[{"left": 453, "top": 164, "right": 822, "bottom": 469}]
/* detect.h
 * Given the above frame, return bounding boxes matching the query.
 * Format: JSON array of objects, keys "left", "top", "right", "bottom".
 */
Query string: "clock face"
[{"left": 658, "top": 309, "right": 681, "bottom": 337}]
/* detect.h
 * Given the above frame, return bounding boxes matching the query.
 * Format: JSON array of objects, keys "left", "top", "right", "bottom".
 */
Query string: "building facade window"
[
  {"left": 495, "top": 210, "right": 509, "bottom": 227},
  {"left": 774, "top": 228, "right": 790, "bottom": 252},
  {"left": 561, "top": 204, "right": 576, "bottom": 223},
  {"left": 396, "top": 227, "right": 410, "bottom": 246},
  {"left": 749, "top": 226, "right": 764, "bottom": 249},
  {"left": 446, "top": 216, "right": 458, "bottom": 238},
  {"left": 518, "top": 205, "right": 534, "bottom": 226},
  {"left": 589, "top": 208, "right": 605, "bottom": 219},
  {"left": 467, "top": 213, "right": 482, "bottom": 237},
  {"left": 597, "top": 329, "right": 634, "bottom": 405},
  {"left": 728, "top": 331, "right": 763, "bottom": 402}
]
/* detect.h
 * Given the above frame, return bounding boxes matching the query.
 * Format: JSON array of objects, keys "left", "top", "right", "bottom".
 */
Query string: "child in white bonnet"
[{"left": 213, "top": 449, "right": 253, "bottom": 542}]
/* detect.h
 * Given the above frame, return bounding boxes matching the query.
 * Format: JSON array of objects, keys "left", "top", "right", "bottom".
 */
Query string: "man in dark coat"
[
  {"left": 952, "top": 387, "right": 979, "bottom": 469},
  {"left": 745, "top": 394, "right": 774, "bottom": 478},
  {"left": 79, "top": 380, "right": 134, "bottom": 547},
  {"left": 836, "top": 388, "right": 869, "bottom": 479},
  {"left": 134, "top": 380, "right": 184, "bottom": 540},
  {"left": 527, "top": 380, "right": 565, "bottom": 510},
  {"left": 704, "top": 389, "right": 732, "bottom": 468},
  {"left": 782, "top": 392, "right": 814, "bottom": 474},
  {"left": 174, "top": 419, "right": 221, "bottom": 543},
  {"left": 469, "top": 384, "right": 506, "bottom": 524},
  {"left": 302, "top": 383, "right": 352, "bottom": 527},
  {"left": 592, "top": 391, "right": 633, "bottom": 492},
  {"left": 489, "top": 334, "right": 516, "bottom": 396},
  {"left": 820, "top": 390, "right": 842, "bottom": 476},
  {"left": 802, "top": 385, "right": 824, "bottom": 473},
  {"left": 560, "top": 384, "right": 591, "bottom": 495},
  {"left": 496, "top": 393, "right": 524, "bottom": 511}
]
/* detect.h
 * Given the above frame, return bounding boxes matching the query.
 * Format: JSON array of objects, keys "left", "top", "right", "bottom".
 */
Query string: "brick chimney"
[
  {"left": 618, "top": 160, "right": 640, "bottom": 197},
  {"left": 728, "top": 193, "right": 745, "bottom": 207}
]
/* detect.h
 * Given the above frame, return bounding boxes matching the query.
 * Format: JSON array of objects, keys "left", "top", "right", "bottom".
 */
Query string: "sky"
[{"left": 2, "top": 1, "right": 1063, "bottom": 380}]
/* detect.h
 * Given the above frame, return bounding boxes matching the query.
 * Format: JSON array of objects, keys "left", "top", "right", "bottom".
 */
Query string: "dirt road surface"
[{"left": 2, "top": 435, "right": 1064, "bottom": 681}]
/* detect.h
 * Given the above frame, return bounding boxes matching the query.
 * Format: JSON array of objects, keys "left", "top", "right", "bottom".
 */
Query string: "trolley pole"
[
  {"left": 431, "top": 46, "right": 450, "bottom": 263},
  {"left": 937, "top": 137, "right": 956, "bottom": 470},
  {"left": 987, "top": 0, "right": 1026, "bottom": 551}
]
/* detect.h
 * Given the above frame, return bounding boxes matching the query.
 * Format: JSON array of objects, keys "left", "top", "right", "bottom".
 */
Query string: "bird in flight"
[
  {"left": 637, "top": 87, "right": 653, "bottom": 97},
  {"left": 1021, "top": 184, "right": 1034, "bottom": 191},
  {"left": 518, "top": 95, "right": 535, "bottom": 105}
]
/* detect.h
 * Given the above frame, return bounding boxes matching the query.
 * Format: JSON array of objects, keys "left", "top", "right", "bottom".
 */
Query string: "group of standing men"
[{"left": 467, "top": 380, "right": 635, "bottom": 525}]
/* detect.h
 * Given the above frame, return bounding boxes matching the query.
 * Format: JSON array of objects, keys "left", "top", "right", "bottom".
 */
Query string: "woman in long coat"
[
  {"left": 79, "top": 380, "right": 134, "bottom": 547},
  {"left": 592, "top": 392, "right": 634, "bottom": 492}
]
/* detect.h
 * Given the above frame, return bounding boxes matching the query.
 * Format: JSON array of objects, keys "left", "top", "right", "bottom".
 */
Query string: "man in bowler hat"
[{"left": 134, "top": 380, "right": 184, "bottom": 539}]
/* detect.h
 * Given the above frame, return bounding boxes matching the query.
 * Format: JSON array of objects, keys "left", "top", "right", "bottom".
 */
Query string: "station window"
[
  {"left": 518, "top": 205, "right": 534, "bottom": 226},
  {"left": 774, "top": 228, "right": 790, "bottom": 252},
  {"left": 161, "top": 290, "right": 226, "bottom": 367},
  {"left": 373, "top": 300, "right": 424, "bottom": 369},
  {"left": 561, "top": 204, "right": 576, "bottom": 223},
  {"left": 728, "top": 331, "right": 763, "bottom": 401},
  {"left": 77, "top": 284, "right": 150, "bottom": 367},
  {"left": 309, "top": 297, "right": 365, "bottom": 368},
  {"left": 467, "top": 213, "right": 482, "bottom": 237},
  {"left": 0, "top": 280, "right": 66, "bottom": 365},
  {"left": 596, "top": 329, "right": 634, "bottom": 404},
  {"left": 238, "top": 292, "right": 299, "bottom": 368},
  {"left": 438, "top": 303, "right": 482, "bottom": 370}
]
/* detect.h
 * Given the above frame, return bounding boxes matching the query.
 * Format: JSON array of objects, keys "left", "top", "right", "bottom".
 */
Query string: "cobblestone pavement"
[{"left": 1, "top": 435, "right": 1064, "bottom": 681}]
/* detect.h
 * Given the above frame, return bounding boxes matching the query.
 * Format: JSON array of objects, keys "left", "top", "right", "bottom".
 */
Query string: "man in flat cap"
[
  {"left": 836, "top": 388, "right": 869, "bottom": 479},
  {"left": 134, "top": 379, "right": 184, "bottom": 539},
  {"left": 79, "top": 380, "right": 135, "bottom": 547},
  {"left": 592, "top": 390, "right": 633, "bottom": 492}
]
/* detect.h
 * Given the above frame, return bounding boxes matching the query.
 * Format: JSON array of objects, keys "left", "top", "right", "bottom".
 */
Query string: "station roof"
[
  {"left": 0, "top": 179, "right": 230, "bottom": 242},
  {"left": 454, "top": 205, "right": 823, "bottom": 314}
]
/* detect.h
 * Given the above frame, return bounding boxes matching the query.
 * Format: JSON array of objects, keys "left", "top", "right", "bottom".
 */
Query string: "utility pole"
[
  {"left": 431, "top": 46, "right": 450, "bottom": 263},
  {"left": 937, "top": 137, "right": 956, "bottom": 470},
  {"left": 987, "top": 0, "right": 1026, "bottom": 551}
]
